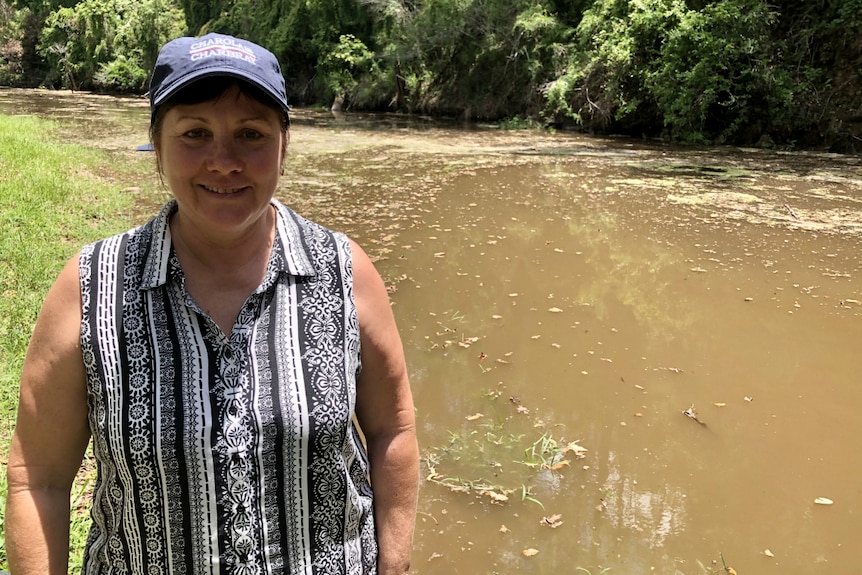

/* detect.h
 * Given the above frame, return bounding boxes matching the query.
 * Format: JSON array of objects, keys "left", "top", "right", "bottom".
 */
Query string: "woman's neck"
[{"left": 169, "top": 205, "right": 276, "bottom": 278}]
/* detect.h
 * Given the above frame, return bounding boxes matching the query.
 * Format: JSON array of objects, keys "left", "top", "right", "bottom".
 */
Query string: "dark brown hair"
[{"left": 150, "top": 76, "right": 290, "bottom": 167}]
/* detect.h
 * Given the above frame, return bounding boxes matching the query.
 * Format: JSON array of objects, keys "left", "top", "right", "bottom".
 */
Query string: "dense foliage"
[{"left": 1, "top": 0, "right": 860, "bottom": 148}]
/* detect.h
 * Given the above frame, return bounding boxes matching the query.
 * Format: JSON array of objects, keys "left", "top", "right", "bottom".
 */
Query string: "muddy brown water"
[{"left": 2, "top": 88, "right": 862, "bottom": 573}]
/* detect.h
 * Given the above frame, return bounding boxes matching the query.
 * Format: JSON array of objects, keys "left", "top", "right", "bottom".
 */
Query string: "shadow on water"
[{"left": 3, "top": 88, "right": 862, "bottom": 574}]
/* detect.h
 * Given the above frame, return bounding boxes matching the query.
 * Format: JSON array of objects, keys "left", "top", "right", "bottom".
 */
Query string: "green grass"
[{"left": 0, "top": 113, "right": 144, "bottom": 571}]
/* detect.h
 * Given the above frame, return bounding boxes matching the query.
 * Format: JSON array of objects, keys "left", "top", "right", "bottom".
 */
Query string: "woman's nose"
[{"left": 206, "top": 136, "right": 243, "bottom": 173}]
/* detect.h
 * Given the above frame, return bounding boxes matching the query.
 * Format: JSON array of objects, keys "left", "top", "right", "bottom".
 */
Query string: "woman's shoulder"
[
  {"left": 272, "top": 199, "right": 351, "bottom": 269},
  {"left": 272, "top": 198, "right": 343, "bottom": 238},
  {"left": 84, "top": 201, "right": 174, "bottom": 254},
  {"left": 80, "top": 201, "right": 175, "bottom": 287}
]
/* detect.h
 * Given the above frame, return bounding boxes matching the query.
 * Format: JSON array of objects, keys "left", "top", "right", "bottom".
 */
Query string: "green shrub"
[
  {"left": 545, "top": 0, "right": 794, "bottom": 143},
  {"left": 95, "top": 53, "right": 147, "bottom": 91}
]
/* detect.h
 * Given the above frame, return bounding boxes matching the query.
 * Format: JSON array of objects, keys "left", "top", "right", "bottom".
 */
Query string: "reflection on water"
[
  {"left": 3, "top": 88, "right": 862, "bottom": 574},
  {"left": 601, "top": 450, "right": 688, "bottom": 549}
]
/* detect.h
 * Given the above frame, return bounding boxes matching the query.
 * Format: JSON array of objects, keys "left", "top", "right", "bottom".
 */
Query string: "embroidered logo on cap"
[{"left": 189, "top": 36, "right": 257, "bottom": 65}]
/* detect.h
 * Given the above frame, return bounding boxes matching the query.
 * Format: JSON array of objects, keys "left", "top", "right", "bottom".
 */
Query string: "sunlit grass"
[{"left": 0, "top": 114, "right": 143, "bottom": 571}]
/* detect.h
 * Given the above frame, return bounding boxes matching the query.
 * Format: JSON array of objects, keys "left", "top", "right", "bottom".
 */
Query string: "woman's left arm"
[{"left": 351, "top": 239, "right": 419, "bottom": 575}]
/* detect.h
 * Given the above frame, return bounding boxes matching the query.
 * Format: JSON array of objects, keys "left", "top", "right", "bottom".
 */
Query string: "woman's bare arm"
[
  {"left": 6, "top": 255, "right": 91, "bottom": 575},
  {"left": 351, "top": 240, "right": 419, "bottom": 575}
]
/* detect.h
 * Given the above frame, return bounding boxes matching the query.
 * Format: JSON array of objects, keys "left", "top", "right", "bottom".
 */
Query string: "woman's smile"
[
  {"left": 155, "top": 84, "right": 285, "bottom": 243},
  {"left": 200, "top": 184, "right": 250, "bottom": 195}
]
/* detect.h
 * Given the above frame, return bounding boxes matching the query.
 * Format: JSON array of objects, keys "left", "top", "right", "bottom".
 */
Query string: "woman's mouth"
[{"left": 202, "top": 184, "right": 246, "bottom": 194}]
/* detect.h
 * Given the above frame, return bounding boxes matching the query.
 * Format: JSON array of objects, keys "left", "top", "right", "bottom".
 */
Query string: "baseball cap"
[{"left": 148, "top": 33, "right": 290, "bottom": 123}]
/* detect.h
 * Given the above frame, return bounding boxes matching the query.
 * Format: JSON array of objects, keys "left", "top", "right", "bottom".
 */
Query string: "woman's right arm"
[{"left": 5, "top": 254, "right": 92, "bottom": 575}]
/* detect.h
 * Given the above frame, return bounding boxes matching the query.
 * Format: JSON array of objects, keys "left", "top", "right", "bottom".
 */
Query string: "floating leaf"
[
  {"left": 744, "top": 396, "right": 753, "bottom": 402},
  {"left": 522, "top": 548, "right": 539, "bottom": 557},
  {"left": 563, "top": 441, "right": 588, "bottom": 457},
  {"left": 540, "top": 514, "right": 563, "bottom": 528},
  {"left": 549, "top": 307, "right": 563, "bottom": 313},
  {"left": 714, "top": 402, "right": 727, "bottom": 407},
  {"left": 814, "top": 497, "right": 834, "bottom": 505},
  {"left": 465, "top": 413, "right": 484, "bottom": 421},
  {"left": 516, "top": 405, "right": 530, "bottom": 415},
  {"left": 548, "top": 460, "right": 570, "bottom": 470},
  {"left": 482, "top": 490, "right": 509, "bottom": 503},
  {"left": 492, "top": 314, "right": 503, "bottom": 319},
  {"left": 499, "top": 525, "right": 510, "bottom": 533},
  {"left": 763, "top": 549, "right": 775, "bottom": 557}
]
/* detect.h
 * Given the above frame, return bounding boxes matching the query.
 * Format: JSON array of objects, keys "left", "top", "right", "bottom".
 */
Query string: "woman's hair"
[{"left": 150, "top": 76, "right": 290, "bottom": 164}]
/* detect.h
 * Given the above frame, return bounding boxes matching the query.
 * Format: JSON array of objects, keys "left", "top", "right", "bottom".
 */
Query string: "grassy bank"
[{"left": 0, "top": 114, "right": 145, "bottom": 570}]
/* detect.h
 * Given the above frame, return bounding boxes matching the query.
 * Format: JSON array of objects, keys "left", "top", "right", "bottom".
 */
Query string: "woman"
[{"left": 5, "top": 33, "right": 419, "bottom": 575}]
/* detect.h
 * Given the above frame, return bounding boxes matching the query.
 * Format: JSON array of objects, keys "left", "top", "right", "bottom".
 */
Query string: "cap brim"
[{"left": 151, "top": 68, "right": 290, "bottom": 122}]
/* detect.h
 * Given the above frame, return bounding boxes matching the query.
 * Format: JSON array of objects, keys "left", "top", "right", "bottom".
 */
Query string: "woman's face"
[{"left": 155, "top": 84, "right": 285, "bottom": 241}]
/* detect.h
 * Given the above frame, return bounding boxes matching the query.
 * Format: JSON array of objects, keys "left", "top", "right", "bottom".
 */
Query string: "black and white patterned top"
[{"left": 78, "top": 199, "right": 376, "bottom": 575}]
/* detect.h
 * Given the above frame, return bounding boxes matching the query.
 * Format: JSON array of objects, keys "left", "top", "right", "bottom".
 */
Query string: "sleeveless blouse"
[{"left": 78, "top": 199, "right": 377, "bottom": 575}]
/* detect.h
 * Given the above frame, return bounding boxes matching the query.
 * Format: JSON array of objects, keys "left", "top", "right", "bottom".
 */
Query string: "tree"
[
  {"left": 361, "top": 0, "right": 579, "bottom": 119},
  {"left": 38, "top": 0, "right": 185, "bottom": 90},
  {"left": 544, "top": 0, "right": 794, "bottom": 143},
  {"left": 0, "top": 0, "right": 26, "bottom": 84}
]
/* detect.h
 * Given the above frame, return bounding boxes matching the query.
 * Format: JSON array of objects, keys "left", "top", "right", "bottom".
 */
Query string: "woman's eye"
[
  {"left": 241, "top": 129, "right": 263, "bottom": 139},
  {"left": 183, "top": 129, "right": 207, "bottom": 139}
]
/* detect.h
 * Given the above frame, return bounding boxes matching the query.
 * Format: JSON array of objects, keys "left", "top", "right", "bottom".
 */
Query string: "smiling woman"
[
  {"left": 156, "top": 82, "right": 286, "bottom": 330},
  {"left": 5, "top": 34, "right": 419, "bottom": 575}
]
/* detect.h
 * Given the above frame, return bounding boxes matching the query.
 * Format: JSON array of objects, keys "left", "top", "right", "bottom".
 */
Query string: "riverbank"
[{"left": 0, "top": 114, "right": 148, "bottom": 570}]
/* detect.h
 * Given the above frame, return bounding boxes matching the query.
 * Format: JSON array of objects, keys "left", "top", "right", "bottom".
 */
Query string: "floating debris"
[
  {"left": 683, "top": 404, "right": 708, "bottom": 426},
  {"left": 481, "top": 489, "right": 509, "bottom": 503},
  {"left": 540, "top": 514, "right": 563, "bottom": 528}
]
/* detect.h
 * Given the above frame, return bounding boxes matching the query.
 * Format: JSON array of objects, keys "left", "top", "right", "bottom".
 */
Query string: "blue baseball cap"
[{"left": 149, "top": 33, "right": 290, "bottom": 123}]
